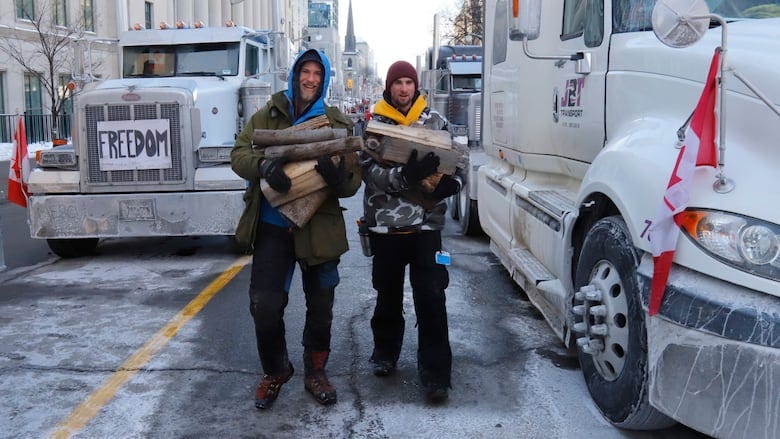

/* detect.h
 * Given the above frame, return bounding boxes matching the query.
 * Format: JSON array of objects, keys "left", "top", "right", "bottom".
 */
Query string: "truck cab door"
[{"left": 551, "top": 0, "right": 607, "bottom": 164}]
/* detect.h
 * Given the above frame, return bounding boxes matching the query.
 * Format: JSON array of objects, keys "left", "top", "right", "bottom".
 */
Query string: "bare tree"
[
  {"left": 445, "top": 0, "right": 484, "bottom": 46},
  {"left": 0, "top": 2, "right": 88, "bottom": 138}
]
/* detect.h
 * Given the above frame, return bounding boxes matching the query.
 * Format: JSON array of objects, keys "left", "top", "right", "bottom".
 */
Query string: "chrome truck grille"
[{"left": 84, "top": 103, "right": 184, "bottom": 187}]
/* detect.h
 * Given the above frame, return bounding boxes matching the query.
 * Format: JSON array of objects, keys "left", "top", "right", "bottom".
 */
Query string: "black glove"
[
  {"left": 402, "top": 150, "right": 439, "bottom": 183},
  {"left": 432, "top": 175, "right": 461, "bottom": 199},
  {"left": 315, "top": 156, "right": 349, "bottom": 187},
  {"left": 260, "top": 158, "right": 291, "bottom": 193}
]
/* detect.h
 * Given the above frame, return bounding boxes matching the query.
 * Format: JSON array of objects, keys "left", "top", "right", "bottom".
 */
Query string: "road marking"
[{"left": 50, "top": 255, "right": 252, "bottom": 439}]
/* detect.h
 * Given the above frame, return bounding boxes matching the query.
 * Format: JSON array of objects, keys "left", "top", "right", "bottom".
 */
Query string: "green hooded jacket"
[{"left": 230, "top": 90, "right": 361, "bottom": 267}]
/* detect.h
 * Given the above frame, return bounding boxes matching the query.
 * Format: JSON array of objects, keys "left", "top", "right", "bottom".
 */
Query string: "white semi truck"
[
  {"left": 27, "top": 24, "right": 289, "bottom": 257},
  {"left": 480, "top": 0, "right": 778, "bottom": 437}
]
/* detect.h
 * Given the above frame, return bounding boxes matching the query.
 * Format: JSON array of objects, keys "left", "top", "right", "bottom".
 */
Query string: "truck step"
[
  {"left": 509, "top": 247, "right": 555, "bottom": 284},
  {"left": 528, "top": 190, "right": 576, "bottom": 219}
]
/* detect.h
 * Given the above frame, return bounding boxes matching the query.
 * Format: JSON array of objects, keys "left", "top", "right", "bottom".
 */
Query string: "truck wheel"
[
  {"left": 457, "top": 187, "right": 482, "bottom": 236},
  {"left": 448, "top": 194, "right": 460, "bottom": 220},
  {"left": 46, "top": 238, "right": 99, "bottom": 258},
  {"left": 572, "top": 216, "right": 674, "bottom": 430}
]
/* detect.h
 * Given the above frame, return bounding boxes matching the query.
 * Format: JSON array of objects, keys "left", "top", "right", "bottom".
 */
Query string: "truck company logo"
[
  {"left": 560, "top": 78, "right": 584, "bottom": 118},
  {"left": 97, "top": 119, "right": 172, "bottom": 171}
]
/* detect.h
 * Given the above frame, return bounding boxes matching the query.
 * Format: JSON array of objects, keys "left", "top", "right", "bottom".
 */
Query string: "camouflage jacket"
[{"left": 360, "top": 95, "right": 465, "bottom": 233}]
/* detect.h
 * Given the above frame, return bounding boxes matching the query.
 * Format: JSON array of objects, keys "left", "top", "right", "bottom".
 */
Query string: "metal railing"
[{"left": 0, "top": 112, "right": 72, "bottom": 143}]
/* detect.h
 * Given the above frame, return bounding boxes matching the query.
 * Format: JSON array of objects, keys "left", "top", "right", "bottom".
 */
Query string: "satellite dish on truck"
[{"left": 651, "top": 0, "right": 711, "bottom": 48}]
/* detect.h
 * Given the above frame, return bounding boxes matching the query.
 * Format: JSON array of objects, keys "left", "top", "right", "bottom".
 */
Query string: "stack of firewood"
[
  {"left": 253, "top": 115, "right": 363, "bottom": 227},
  {"left": 364, "top": 120, "right": 465, "bottom": 206}
]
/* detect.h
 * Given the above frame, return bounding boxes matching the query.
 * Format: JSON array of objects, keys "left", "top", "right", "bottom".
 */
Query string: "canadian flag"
[
  {"left": 648, "top": 49, "right": 720, "bottom": 316},
  {"left": 8, "top": 117, "right": 30, "bottom": 208}
]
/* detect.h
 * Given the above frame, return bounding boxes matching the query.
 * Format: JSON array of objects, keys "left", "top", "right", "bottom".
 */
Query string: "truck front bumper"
[
  {"left": 637, "top": 256, "right": 779, "bottom": 439},
  {"left": 28, "top": 191, "right": 245, "bottom": 238}
]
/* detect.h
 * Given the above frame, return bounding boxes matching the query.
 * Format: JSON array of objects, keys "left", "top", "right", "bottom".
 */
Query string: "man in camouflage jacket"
[{"left": 360, "top": 60, "right": 465, "bottom": 403}]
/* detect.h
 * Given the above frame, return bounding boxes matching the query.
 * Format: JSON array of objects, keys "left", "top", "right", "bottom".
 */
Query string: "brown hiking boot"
[
  {"left": 303, "top": 351, "right": 337, "bottom": 405},
  {"left": 254, "top": 363, "right": 294, "bottom": 410}
]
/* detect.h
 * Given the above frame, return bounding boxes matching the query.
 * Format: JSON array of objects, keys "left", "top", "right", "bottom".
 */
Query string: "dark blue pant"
[
  {"left": 369, "top": 230, "right": 452, "bottom": 387},
  {"left": 248, "top": 222, "right": 339, "bottom": 376}
]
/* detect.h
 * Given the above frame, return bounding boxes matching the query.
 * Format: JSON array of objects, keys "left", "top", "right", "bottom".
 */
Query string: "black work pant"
[
  {"left": 369, "top": 230, "right": 452, "bottom": 387},
  {"left": 248, "top": 222, "right": 339, "bottom": 376}
]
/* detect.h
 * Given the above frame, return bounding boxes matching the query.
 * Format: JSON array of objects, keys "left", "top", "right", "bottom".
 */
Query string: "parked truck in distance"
[
  {"left": 420, "top": 44, "right": 484, "bottom": 235},
  {"left": 27, "top": 24, "right": 290, "bottom": 257},
  {"left": 480, "top": 0, "right": 779, "bottom": 437}
]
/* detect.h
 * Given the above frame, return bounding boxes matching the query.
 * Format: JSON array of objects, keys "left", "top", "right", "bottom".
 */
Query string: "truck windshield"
[
  {"left": 452, "top": 75, "right": 482, "bottom": 91},
  {"left": 614, "top": 0, "right": 780, "bottom": 33},
  {"left": 123, "top": 42, "right": 240, "bottom": 78}
]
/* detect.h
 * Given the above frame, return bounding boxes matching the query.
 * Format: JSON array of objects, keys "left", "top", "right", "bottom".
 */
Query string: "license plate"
[{"left": 118, "top": 199, "right": 156, "bottom": 221}]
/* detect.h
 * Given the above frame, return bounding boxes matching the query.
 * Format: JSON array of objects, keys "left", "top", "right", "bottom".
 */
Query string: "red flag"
[
  {"left": 648, "top": 49, "right": 720, "bottom": 316},
  {"left": 8, "top": 117, "right": 30, "bottom": 208}
]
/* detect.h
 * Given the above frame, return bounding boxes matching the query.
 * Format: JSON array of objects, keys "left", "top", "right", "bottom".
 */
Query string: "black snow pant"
[
  {"left": 248, "top": 222, "right": 339, "bottom": 376},
  {"left": 369, "top": 230, "right": 452, "bottom": 387}
]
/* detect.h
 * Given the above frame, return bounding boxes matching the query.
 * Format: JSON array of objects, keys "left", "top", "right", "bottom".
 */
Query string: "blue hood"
[{"left": 285, "top": 49, "right": 331, "bottom": 125}]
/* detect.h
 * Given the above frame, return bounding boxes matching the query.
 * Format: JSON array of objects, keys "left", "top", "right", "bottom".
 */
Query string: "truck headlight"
[
  {"left": 198, "top": 146, "right": 233, "bottom": 163},
  {"left": 36, "top": 148, "right": 77, "bottom": 169},
  {"left": 679, "top": 209, "right": 779, "bottom": 281}
]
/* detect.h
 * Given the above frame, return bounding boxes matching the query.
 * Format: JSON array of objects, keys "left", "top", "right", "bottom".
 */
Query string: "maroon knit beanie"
[{"left": 385, "top": 60, "right": 418, "bottom": 92}]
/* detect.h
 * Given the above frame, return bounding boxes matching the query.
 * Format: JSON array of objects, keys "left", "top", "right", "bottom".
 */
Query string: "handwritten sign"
[{"left": 97, "top": 119, "right": 172, "bottom": 171}]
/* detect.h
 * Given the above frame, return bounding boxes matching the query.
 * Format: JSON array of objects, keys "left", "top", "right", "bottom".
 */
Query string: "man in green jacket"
[{"left": 230, "top": 49, "right": 361, "bottom": 410}]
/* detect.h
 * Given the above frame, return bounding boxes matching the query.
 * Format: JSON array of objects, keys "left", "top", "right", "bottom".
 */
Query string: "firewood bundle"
[
  {"left": 364, "top": 120, "right": 465, "bottom": 195},
  {"left": 252, "top": 115, "right": 363, "bottom": 227}
]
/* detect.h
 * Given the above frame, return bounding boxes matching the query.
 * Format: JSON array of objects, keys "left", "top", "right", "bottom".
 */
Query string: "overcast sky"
[{"left": 337, "top": 0, "right": 459, "bottom": 78}]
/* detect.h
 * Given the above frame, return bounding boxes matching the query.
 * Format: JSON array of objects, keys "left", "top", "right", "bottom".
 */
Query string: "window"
[
  {"left": 81, "top": 0, "right": 93, "bottom": 31},
  {"left": 145, "top": 2, "right": 153, "bottom": 30},
  {"left": 24, "top": 73, "right": 42, "bottom": 113},
  {"left": 24, "top": 73, "right": 44, "bottom": 142},
  {"left": 16, "top": 0, "right": 35, "bottom": 20},
  {"left": 492, "top": 0, "right": 508, "bottom": 65},
  {"left": 245, "top": 45, "right": 259, "bottom": 76},
  {"left": 54, "top": 0, "right": 67, "bottom": 27},
  {"left": 562, "top": 0, "right": 603, "bottom": 47},
  {"left": 308, "top": 2, "right": 332, "bottom": 28},
  {"left": 562, "top": 0, "right": 588, "bottom": 40}
]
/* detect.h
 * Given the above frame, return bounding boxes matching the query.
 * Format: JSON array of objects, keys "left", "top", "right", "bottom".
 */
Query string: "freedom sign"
[{"left": 97, "top": 119, "right": 172, "bottom": 171}]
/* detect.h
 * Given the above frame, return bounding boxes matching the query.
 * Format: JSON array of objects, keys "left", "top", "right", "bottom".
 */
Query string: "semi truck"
[
  {"left": 420, "top": 44, "right": 485, "bottom": 235},
  {"left": 480, "top": 0, "right": 779, "bottom": 437},
  {"left": 26, "top": 24, "right": 289, "bottom": 257}
]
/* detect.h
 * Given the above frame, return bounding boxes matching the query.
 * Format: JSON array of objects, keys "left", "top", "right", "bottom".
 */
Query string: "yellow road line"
[{"left": 51, "top": 255, "right": 251, "bottom": 439}]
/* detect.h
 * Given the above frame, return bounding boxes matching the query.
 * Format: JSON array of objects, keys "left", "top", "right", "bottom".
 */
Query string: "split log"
[
  {"left": 364, "top": 121, "right": 460, "bottom": 174},
  {"left": 263, "top": 136, "right": 363, "bottom": 161},
  {"left": 253, "top": 127, "right": 348, "bottom": 147},
  {"left": 260, "top": 152, "right": 359, "bottom": 207},
  {"left": 290, "top": 114, "right": 331, "bottom": 130},
  {"left": 277, "top": 188, "right": 329, "bottom": 228}
]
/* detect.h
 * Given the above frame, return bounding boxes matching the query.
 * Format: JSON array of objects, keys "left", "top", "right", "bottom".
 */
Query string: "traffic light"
[{"left": 347, "top": 78, "right": 353, "bottom": 89}]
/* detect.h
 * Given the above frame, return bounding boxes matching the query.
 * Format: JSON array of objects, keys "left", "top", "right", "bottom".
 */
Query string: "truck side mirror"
[
  {"left": 509, "top": 0, "right": 542, "bottom": 41},
  {"left": 651, "top": 0, "right": 711, "bottom": 48}
]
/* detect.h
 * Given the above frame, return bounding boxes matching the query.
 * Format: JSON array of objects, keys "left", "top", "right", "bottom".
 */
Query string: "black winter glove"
[
  {"left": 315, "top": 156, "right": 349, "bottom": 187},
  {"left": 260, "top": 158, "right": 291, "bottom": 193},
  {"left": 431, "top": 174, "right": 461, "bottom": 199},
  {"left": 402, "top": 150, "right": 440, "bottom": 183}
]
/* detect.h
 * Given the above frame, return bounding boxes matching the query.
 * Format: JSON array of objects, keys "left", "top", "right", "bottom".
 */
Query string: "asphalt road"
[{"left": 0, "top": 174, "right": 709, "bottom": 438}]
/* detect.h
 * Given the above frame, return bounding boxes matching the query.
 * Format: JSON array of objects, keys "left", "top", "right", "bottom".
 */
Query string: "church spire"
[{"left": 345, "top": 0, "right": 356, "bottom": 52}]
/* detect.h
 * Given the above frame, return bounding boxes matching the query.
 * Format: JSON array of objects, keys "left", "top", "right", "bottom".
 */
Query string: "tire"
[
  {"left": 458, "top": 194, "right": 482, "bottom": 236},
  {"left": 572, "top": 216, "right": 675, "bottom": 430},
  {"left": 448, "top": 194, "right": 460, "bottom": 220},
  {"left": 46, "top": 238, "right": 99, "bottom": 258}
]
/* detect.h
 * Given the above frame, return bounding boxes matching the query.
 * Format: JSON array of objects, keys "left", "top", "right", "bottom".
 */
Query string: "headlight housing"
[
  {"left": 679, "top": 209, "right": 779, "bottom": 281},
  {"left": 198, "top": 146, "right": 233, "bottom": 164}
]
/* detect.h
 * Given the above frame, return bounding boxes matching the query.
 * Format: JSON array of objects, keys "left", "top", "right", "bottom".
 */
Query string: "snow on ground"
[{"left": 0, "top": 141, "right": 53, "bottom": 161}]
